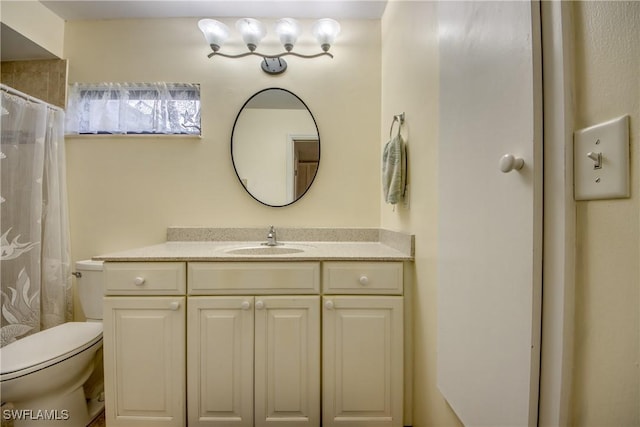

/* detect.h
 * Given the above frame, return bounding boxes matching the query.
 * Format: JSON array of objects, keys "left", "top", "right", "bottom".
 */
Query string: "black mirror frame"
[{"left": 231, "top": 88, "right": 321, "bottom": 207}]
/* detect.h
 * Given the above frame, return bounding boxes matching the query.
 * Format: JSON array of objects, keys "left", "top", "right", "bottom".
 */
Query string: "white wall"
[{"left": 64, "top": 18, "right": 381, "bottom": 261}]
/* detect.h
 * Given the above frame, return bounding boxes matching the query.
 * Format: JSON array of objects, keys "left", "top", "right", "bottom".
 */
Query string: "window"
[{"left": 65, "top": 82, "right": 200, "bottom": 135}]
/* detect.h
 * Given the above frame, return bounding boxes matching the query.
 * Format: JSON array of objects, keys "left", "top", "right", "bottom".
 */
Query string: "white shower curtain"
[{"left": 0, "top": 87, "right": 72, "bottom": 347}]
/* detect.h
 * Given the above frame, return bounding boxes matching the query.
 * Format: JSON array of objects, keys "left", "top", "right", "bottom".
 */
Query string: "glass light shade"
[
  {"left": 198, "top": 19, "right": 230, "bottom": 51},
  {"left": 236, "top": 18, "right": 267, "bottom": 51},
  {"left": 311, "top": 18, "right": 341, "bottom": 51},
  {"left": 275, "top": 18, "right": 301, "bottom": 51}
]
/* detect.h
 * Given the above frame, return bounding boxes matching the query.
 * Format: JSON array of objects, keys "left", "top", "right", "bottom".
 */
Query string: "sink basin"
[{"left": 223, "top": 244, "right": 312, "bottom": 256}]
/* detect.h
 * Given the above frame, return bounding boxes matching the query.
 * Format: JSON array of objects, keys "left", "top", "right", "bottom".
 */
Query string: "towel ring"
[{"left": 390, "top": 112, "right": 405, "bottom": 138}]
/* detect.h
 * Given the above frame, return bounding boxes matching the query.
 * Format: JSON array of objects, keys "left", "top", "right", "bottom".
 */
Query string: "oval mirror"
[{"left": 231, "top": 88, "right": 320, "bottom": 207}]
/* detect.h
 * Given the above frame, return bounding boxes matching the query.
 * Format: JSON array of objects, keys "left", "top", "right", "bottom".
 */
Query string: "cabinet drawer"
[
  {"left": 104, "top": 262, "right": 186, "bottom": 295},
  {"left": 322, "top": 261, "right": 403, "bottom": 295},
  {"left": 188, "top": 262, "right": 320, "bottom": 295}
]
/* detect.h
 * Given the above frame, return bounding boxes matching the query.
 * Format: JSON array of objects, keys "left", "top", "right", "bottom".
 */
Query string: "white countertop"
[{"left": 93, "top": 240, "right": 413, "bottom": 262}]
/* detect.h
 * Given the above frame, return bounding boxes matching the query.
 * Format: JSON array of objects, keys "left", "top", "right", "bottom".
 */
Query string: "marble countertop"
[
  {"left": 93, "top": 228, "right": 415, "bottom": 262},
  {"left": 93, "top": 240, "right": 413, "bottom": 262}
]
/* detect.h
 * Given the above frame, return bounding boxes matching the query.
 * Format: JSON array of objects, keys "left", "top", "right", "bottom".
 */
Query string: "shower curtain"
[{"left": 0, "top": 87, "right": 72, "bottom": 347}]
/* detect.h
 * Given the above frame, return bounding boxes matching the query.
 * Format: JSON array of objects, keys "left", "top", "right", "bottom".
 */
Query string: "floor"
[{"left": 88, "top": 411, "right": 106, "bottom": 427}]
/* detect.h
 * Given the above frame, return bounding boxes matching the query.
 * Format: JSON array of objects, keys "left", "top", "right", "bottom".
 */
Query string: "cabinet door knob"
[
  {"left": 359, "top": 275, "right": 369, "bottom": 285},
  {"left": 241, "top": 301, "right": 251, "bottom": 310},
  {"left": 499, "top": 154, "right": 525, "bottom": 173},
  {"left": 133, "top": 276, "right": 146, "bottom": 286},
  {"left": 255, "top": 300, "right": 265, "bottom": 310},
  {"left": 325, "top": 300, "right": 334, "bottom": 310},
  {"left": 169, "top": 301, "right": 180, "bottom": 311}
]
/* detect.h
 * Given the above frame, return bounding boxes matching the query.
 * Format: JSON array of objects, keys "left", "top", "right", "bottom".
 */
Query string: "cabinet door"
[
  {"left": 322, "top": 296, "right": 403, "bottom": 427},
  {"left": 187, "top": 297, "right": 254, "bottom": 427},
  {"left": 103, "top": 297, "right": 185, "bottom": 427},
  {"left": 254, "top": 296, "right": 320, "bottom": 427}
]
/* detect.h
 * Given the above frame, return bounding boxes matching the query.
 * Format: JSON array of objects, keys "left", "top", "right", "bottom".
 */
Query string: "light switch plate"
[{"left": 574, "top": 115, "right": 630, "bottom": 201}]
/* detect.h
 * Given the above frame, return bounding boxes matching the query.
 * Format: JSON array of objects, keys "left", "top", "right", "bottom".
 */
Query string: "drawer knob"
[
  {"left": 325, "top": 300, "right": 334, "bottom": 310},
  {"left": 255, "top": 300, "right": 265, "bottom": 310},
  {"left": 133, "top": 276, "right": 146, "bottom": 286},
  {"left": 169, "top": 301, "right": 180, "bottom": 311},
  {"left": 241, "top": 301, "right": 251, "bottom": 310},
  {"left": 359, "top": 275, "right": 369, "bottom": 285}
]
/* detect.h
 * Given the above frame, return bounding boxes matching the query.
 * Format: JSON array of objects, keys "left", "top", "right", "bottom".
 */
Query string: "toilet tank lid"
[
  {"left": 0, "top": 322, "right": 102, "bottom": 376},
  {"left": 75, "top": 259, "right": 103, "bottom": 271}
]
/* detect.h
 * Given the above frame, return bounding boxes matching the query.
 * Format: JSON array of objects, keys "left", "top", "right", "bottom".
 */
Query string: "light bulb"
[
  {"left": 275, "top": 18, "right": 301, "bottom": 52},
  {"left": 198, "top": 19, "right": 230, "bottom": 52},
  {"left": 236, "top": 18, "right": 267, "bottom": 51},
  {"left": 311, "top": 18, "right": 341, "bottom": 52}
]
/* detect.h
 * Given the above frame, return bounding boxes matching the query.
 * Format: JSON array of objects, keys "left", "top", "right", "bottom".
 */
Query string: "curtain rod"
[{"left": 0, "top": 83, "right": 64, "bottom": 113}]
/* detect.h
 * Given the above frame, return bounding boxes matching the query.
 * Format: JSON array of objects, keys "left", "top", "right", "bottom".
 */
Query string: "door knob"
[
  {"left": 133, "top": 276, "right": 146, "bottom": 286},
  {"left": 169, "top": 301, "right": 180, "bottom": 311},
  {"left": 499, "top": 154, "right": 524, "bottom": 173},
  {"left": 241, "top": 301, "right": 251, "bottom": 310},
  {"left": 255, "top": 300, "right": 265, "bottom": 310},
  {"left": 324, "top": 300, "right": 334, "bottom": 310}
]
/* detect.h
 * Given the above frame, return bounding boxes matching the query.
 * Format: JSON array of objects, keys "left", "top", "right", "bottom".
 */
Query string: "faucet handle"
[
  {"left": 265, "top": 225, "right": 278, "bottom": 246},
  {"left": 262, "top": 226, "right": 278, "bottom": 246}
]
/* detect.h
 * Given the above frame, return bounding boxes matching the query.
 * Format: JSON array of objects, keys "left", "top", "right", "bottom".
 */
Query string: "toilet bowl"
[{"left": 0, "top": 260, "right": 104, "bottom": 427}]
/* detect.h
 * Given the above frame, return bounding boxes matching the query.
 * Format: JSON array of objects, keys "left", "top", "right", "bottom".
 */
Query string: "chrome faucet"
[{"left": 263, "top": 225, "right": 279, "bottom": 246}]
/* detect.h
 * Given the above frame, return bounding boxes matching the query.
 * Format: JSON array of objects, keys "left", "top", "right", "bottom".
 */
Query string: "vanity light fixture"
[{"left": 198, "top": 17, "right": 340, "bottom": 75}]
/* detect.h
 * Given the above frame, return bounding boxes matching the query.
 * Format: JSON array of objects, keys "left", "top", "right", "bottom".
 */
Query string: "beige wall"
[
  {"left": 571, "top": 2, "right": 640, "bottom": 425},
  {"left": 0, "top": 0, "right": 65, "bottom": 58},
  {"left": 382, "top": 1, "right": 640, "bottom": 426},
  {"left": 18, "top": 1, "right": 637, "bottom": 425},
  {"left": 381, "top": 2, "right": 461, "bottom": 426},
  {"left": 64, "top": 18, "right": 381, "bottom": 262}
]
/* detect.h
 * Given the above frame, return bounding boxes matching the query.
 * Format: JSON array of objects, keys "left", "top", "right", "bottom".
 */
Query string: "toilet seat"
[{"left": 0, "top": 322, "right": 103, "bottom": 381}]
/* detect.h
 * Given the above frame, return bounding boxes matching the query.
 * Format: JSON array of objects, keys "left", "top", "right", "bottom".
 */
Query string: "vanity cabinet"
[
  {"left": 322, "top": 262, "right": 404, "bottom": 427},
  {"left": 103, "top": 262, "right": 187, "bottom": 427},
  {"left": 102, "top": 259, "right": 405, "bottom": 427},
  {"left": 322, "top": 296, "right": 403, "bottom": 427},
  {"left": 187, "top": 262, "right": 321, "bottom": 426},
  {"left": 188, "top": 262, "right": 320, "bottom": 295},
  {"left": 103, "top": 296, "right": 186, "bottom": 427},
  {"left": 187, "top": 295, "right": 320, "bottom": 427},
  {"left": 187, "top": 296, "right": 253, "bottom": 426}
]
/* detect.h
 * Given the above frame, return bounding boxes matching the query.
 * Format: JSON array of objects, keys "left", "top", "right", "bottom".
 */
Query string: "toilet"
[{"left": 0, "top": 260, "right": 104, "bottom": 427}]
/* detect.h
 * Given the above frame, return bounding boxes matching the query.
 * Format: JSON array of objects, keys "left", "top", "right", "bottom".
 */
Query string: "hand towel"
[{"left": 382, "top": 133, "right": 406, "bottom": 205}]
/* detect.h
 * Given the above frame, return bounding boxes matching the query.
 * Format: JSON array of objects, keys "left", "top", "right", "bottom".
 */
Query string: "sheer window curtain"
[
  {"left": 66, "top": 82, "right": 201, "bottom": 135},
  {"left": 1, "top": 87, "right": 72, "bottom": 346}
]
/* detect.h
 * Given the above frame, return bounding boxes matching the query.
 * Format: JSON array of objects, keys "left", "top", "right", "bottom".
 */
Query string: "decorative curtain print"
[{"left": 1, "top": 89, "right": 72, "bottom": 347}]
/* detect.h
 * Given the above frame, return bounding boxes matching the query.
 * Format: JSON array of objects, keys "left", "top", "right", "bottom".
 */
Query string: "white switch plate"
[{"left": 574, "top": 115, "right": 630, "bottom": 201}]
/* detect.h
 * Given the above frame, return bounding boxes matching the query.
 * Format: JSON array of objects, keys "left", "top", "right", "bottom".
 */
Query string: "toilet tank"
[{"left": 76, "top": 260, "right": 104, "bottom": 321}]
